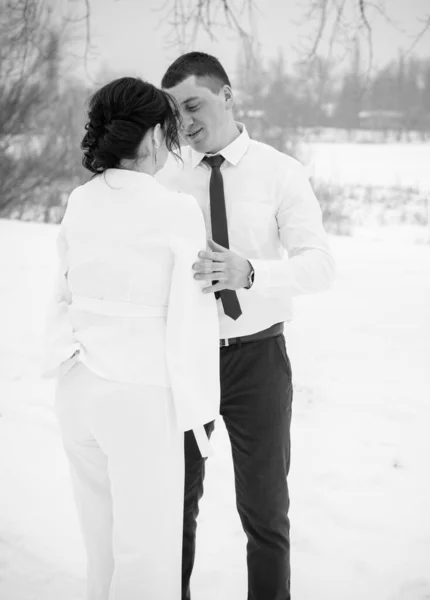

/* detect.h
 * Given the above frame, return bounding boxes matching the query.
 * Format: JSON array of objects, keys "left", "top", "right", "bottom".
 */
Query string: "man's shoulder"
[
  {"left": 246, "top": 137, "right": 303, "bottom": 175},
  {"left": 247, "top": 136, "right": 299, "bottom": 164}
]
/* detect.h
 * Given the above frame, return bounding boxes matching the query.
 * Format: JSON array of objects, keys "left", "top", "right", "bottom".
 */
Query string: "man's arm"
[
  {"left": 193, "top": 159, "right": 335, "bottom": 296},
  {"left": 249, "top": 159, "right": 335, "bottom": 296}
]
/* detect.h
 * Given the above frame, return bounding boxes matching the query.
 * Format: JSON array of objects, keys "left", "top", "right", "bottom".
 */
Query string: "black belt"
[{"left": 220, "top": 323, "right": 284, "bottom": 348}]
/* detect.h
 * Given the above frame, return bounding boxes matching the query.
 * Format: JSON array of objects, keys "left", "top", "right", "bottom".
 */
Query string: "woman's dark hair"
[
  {"left": 81, "top": 77, "right": 181, "bottom": 175},
  {"left": 161, "top": 51, "right": 231, "bottom": 92}
]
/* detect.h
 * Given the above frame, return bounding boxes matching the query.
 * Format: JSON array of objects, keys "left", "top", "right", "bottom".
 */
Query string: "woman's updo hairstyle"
[{"left": 81, "top": 77, "right": 181, "bottom": 175}]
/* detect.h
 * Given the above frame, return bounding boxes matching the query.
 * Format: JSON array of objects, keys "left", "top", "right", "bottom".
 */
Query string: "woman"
[{"left": 42, "top": 77, "right": 220, "bottom": 600}]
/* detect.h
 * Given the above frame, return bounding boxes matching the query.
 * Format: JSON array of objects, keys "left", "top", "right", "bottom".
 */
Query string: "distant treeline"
[
  {"left": 1, "top": 0, "right": 429, "bottom": 222},
  {"left": 235, "top": 48, "right": 430, "bottom": 144}
]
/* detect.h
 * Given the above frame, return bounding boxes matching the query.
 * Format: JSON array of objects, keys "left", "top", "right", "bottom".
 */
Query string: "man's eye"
[{"left": 186, "top": 105, "right": 199, "bottom": 112}]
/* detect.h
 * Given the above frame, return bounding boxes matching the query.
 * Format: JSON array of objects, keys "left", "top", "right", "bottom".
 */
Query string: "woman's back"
[
  {"left": 45, "top": 168, "right": 220, "bottom": 432},
  {"left": 65, "top": 169, "right": 175, "bottom": 308}
]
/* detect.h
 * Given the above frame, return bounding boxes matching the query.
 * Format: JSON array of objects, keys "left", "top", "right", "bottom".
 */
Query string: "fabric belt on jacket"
[
  {"left": 220, "top": 322, "right": 284, "bottom": 348},
  {"left": 69, "top": 294, "right": 213, "bottom": 459},
  {"left": 71, "top": 295, "right": 168, "bottom": 318}
]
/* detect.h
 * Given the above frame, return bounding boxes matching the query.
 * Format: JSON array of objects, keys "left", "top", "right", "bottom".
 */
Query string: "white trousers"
[{"left": 55, "top": 361, "right": 184, "bottom": 600}]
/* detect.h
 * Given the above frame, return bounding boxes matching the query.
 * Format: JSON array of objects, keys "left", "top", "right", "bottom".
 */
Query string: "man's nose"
[{"left": 180, "top": 113, "right": 193, "bottom": 130}]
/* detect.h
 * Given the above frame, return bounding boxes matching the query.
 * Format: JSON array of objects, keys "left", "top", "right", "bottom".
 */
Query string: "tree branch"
[
  {"left": 308, "top": 0, "right": 330, "bottom": 58},
  {"left": 404, "top": 14, "right": 430, "bottom": 57},
  {"left": 153, "top": 0, "right": 256, "bottom": 51}
]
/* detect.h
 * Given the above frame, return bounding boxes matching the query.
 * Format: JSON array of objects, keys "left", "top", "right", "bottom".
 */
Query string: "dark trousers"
[{"left": 182, "top": 333, "right": 293, "bottom": 600}]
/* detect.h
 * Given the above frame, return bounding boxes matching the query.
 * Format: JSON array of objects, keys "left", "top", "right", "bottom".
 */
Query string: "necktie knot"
[{"left": 204, "top": 155, "right": 224, "bottom": 169}]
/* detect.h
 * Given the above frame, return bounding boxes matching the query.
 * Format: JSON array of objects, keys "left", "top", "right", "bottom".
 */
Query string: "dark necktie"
[{"left": 204, "top": 155, "right": 242, "bottom": 321}]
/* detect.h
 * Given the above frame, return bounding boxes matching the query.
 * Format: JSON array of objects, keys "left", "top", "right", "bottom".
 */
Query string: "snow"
[
  {"left": 1, "top": 217, "right": 430, "bottom": 600},
  {"left": 304, "top": 142, "right": 430, "bottom": 191}
]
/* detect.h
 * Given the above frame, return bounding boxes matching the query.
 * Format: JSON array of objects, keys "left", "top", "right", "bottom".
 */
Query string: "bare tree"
[
  {"left": 297, "top": 0, "right": 430, "bottom": 73},
  {"left": 70, "top": 0, "right": 429, "bottom": 92},
  {"left": 3, "top": 0, "right": 429, "bottom": 222},
  {"left": 0, "top": 0, "right": 75, "bottom": 218},
  {"left": 154, "top": 0, "right": 258, "bottom": 51}
]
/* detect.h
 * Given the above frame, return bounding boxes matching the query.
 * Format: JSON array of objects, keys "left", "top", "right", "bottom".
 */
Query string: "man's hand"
[{"left": 193, "top": 240, "right": 252, "bottom": 294}]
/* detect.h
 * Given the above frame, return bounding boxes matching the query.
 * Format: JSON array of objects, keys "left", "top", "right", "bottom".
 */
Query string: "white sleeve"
[
  {"left": 41, "top": 229, "right": 80, "bottom": 378},
  {"left": 165, "top": 194, "right": 220, "bottom": 436},
  {"left": 249, "top": 160, "right": 335, "bottom": 297}
]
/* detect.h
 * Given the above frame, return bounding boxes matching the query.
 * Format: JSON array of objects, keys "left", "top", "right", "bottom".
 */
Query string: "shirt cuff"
[{"left": 244, "top": 258, "right": 276, "bottom": 293}]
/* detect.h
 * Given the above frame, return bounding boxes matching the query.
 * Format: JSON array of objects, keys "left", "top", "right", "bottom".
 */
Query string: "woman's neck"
[{"left": 119, "top": 157, "right": 155, "bottom": 176}]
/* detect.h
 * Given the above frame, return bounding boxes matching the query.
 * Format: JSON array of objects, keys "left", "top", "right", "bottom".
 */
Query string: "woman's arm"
[
  {"left": 41, "top": 229, "right": 80, "bottom": 378},
  {"left": 165, "top": 193, "right": 220, "bottom": 449}
]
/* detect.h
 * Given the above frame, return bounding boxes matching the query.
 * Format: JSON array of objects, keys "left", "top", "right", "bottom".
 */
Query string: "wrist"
[{"left": 244, "top": 261, "right": 255, "bottom": 289}]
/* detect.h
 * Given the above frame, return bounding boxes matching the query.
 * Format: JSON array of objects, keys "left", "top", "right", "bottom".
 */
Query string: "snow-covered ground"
[
  {"left": 304, "top": 142, "right": 430, "bottom": 191},
  {"left": 1, "top": 218, "right": 430, "bottom": 600}
]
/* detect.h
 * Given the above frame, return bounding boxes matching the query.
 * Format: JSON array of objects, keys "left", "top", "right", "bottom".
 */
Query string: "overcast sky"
[{"left": 64, "top": 0, "right": 430, "bottom": 86}]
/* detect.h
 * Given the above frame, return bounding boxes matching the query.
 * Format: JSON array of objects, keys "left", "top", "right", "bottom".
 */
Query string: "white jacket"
[{"left": 42, "top": 168, "right": 220, "bottom": 456}]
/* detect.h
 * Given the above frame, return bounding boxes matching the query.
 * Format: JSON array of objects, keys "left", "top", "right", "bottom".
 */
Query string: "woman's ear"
[{"left": 153, "top": 123, "right": 162, "bottom": 149}]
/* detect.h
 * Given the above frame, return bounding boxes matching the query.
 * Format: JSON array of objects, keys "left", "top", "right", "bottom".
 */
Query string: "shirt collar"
[{"left": 189, "top": 122, "right": 250, "bottom": 169}]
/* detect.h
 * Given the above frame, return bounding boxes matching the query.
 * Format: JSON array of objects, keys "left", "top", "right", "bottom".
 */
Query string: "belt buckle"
[{"left": 220, "top": 338, "right": 229, "bottom": 348}]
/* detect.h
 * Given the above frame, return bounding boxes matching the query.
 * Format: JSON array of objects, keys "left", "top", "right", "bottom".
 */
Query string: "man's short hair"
[{"left": 161, "top": 51, "right": 231, "bottom": 93}]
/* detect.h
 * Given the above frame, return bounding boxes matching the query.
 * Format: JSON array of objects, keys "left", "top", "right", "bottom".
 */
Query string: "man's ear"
[{"left": 223, "top": 85, "right": 234, "bottom": 110}]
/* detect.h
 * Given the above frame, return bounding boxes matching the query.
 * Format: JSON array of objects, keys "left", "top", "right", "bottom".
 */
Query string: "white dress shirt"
[
  {"left": 42, "top": 168, "right": 220, "bottom": 456},
  {"left": 156, "top": 124, "right": 335, "bottom": 340}
]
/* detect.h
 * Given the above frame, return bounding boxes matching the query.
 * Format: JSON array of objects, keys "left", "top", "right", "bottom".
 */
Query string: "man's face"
[{"left": 165, "top": 75, "right": 233, "bottom": 154}]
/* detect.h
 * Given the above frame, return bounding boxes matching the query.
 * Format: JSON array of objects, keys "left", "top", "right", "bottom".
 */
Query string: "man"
[{"left": 157, "top": 52, "right": 335, "bottom": 600}]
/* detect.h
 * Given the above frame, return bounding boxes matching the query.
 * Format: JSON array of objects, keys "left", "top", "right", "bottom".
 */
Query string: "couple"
[{"left": 43, "top": 52, "right": 335, "bottom": 600}]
